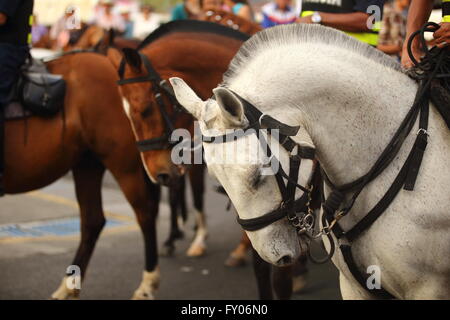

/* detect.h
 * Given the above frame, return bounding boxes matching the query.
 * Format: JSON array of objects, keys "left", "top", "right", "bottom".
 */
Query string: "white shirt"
[{"left": 132, "top": 13, "right": 160, "bottom": 40}]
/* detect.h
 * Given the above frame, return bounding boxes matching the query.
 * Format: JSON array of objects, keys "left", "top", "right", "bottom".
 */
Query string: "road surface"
[{"left": 0, "top": 173, "right": 340, "bottom": 300}]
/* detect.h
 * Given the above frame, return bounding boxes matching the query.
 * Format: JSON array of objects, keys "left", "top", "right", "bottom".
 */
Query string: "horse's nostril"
[
  {"left": 157, "top": 173, "right": 170, "bottom": 186},
  {"left": 277, "top": 255, "right": 293, "bottom": 266}
]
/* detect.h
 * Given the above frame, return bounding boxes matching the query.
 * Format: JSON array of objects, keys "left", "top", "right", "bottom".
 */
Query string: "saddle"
[
  {"left": 0, "top": 57, "right": 66, "bottom": 196},
  {"left": 5, "top": 58, "right": 66, "bottom": 120}
]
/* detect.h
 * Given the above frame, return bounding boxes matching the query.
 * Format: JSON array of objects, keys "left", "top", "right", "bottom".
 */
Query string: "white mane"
[{"left": 222, "top": 24, "right": 402, "bottom": 87}]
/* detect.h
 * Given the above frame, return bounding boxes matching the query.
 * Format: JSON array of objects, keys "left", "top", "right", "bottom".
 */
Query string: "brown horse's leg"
[
  {"left": 51, "top": 153, "right": 106, "bottom": 300},
  {"left": 292, "top": 253, "right": 309, "bottom": 294},
  {"left": 186, "top": 164, "right": 207, "bottom": 257},
  {"left": 272, "top": 266, "right": 293, "bottom": 300},
  {"left": 225, "top": 231, "right": 252, "bottom": 267},
  {"left": 251, "top": 247, "right": 274, "bottom": 300},
  {"left": 110, "top": 166, "right": 160, "bottom": 300},
  {"left": 160, "top": 177, "right": 186, "bottom": 257}
]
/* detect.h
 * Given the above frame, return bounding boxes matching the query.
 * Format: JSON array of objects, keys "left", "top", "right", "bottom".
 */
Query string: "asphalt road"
[{"left": 0, "top": 173, "right": 340, "bottom": 300}]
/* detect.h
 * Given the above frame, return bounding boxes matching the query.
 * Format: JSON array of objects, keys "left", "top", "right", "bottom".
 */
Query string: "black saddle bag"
[{"left": 20, "top": 72, "right": 66, "bottom": 117}]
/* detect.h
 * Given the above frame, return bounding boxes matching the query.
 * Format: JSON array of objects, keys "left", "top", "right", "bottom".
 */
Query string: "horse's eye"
[
  {"left": 249, "top": 168, "right": 265, "bottom": 189},
  {"left": 141, "top": 105, "right": 152, "bottom": 118}
]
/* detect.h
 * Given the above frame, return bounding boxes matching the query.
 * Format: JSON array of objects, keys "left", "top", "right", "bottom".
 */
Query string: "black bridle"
[
  {"left": 203, "top": 92, "right": 316, "bottom": 232},
  {"left": 117, "top": 52, "right": 185, "bottom": 152}
]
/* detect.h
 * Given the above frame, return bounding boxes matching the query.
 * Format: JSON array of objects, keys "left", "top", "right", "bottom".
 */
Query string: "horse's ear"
[
  {"left": 107, "top": 47, "right": 122, "bottom": 70},
  {"left": 169, "top": 77, "right": 204, "bottom": 120},
  {"left": 122, "top": 48, "right": 142, "bottom": 73},
  {"left": 213, "top": 87, "right": 245, "bottom": 126},
  {"left": 94, "top": 28, "right": 115, "bottom": 55}
]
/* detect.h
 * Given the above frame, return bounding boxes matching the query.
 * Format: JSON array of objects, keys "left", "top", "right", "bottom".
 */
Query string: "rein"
[
  {"left": 318, "top": 22, "right": 450, "bottom": 299},
  {"left": 117, "top": 52, "right": 186, "bottom": 151}
]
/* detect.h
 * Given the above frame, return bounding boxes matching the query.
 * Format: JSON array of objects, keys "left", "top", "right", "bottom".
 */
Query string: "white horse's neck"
[
  {"left": 229, "top": 44, "right": 418, "bottom": 186},
  {"left": 221, "top": 29, "right": 450, "bottom": 299}
]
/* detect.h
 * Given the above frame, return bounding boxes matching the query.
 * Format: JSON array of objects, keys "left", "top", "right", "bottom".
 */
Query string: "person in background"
[
  {"left": 0, "top": 0, "right": 34, "bottom": 195},
  {"left": 261, "top": 0, "right": 297, "bottom": 28},
  {"left": 133, "top": 5, "right": 160, "bottom": 40},
  {"left": 31, "top": 14, "right": 48, "bottom": 45},
  {"left": 92, "top": 0, "right": 125, "bottom": 33},
  {"left": 377, "top": 0, "right": 408, "bottom": 57},
  {"left": 201, "top": 0, "right": 223, "bottom": 11},
  {"left": 171, "top": 0, "right": 201, "bottom": 20},
  {"left": 223, "top": 0, "right": 254, "bottom": 21},
  {"left": 296, "top": 0, "right": 387, "bottom": 47},
  {"left": 50, "top": 5, "right": 80, "bottom": 50},
  {"left": 119, "top": 7, "right": 134, "bottom": 39}
]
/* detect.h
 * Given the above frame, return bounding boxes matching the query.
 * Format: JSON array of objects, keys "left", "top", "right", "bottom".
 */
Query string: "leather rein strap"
[
  {"left": 203, "top": 91, "right": 316, "bottom": 232},
  {"left": 319, "top": 23, "right": 449, "bottom": 299},
  {"left": 117, "top": 52, "right": 185, "bottom": 152}
]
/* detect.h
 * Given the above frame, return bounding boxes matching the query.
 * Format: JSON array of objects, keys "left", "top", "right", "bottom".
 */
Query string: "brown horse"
[
  {"left": 108, "top": 20, "right": 304, "bottom": 299},
  {"left": 108, "top": 20, "right": 252, "bottom": 260},
  {"left": 57, "top": 24, "right": 205, "bottom": 257},
  {"left": 4, "top": 52, "right": 162, "bottom": 300}
]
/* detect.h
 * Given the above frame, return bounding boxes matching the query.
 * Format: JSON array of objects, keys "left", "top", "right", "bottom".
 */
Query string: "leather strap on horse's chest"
[{"left": 321, "top": 70, "right": 431, "bottom": 299}]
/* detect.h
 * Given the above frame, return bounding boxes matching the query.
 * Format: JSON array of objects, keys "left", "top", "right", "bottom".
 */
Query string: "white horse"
[{"left": 169, "top": 24, "right": 450, "bottom": 299}]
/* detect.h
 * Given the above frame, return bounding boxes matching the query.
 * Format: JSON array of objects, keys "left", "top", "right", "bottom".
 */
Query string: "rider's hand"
[
  {"left": 433, "top": 22, "right": 450, "bottom": 48},
  {"left": 401, "top": 41, "right": 422, "bottom": 69}
]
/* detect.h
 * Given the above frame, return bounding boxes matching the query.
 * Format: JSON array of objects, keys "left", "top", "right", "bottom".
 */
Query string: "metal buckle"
[{"left": 417, "top": 128, "right": 429, "bottom": 136}]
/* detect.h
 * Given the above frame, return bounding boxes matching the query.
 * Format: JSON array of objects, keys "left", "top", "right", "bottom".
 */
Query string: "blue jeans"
[{"left": 0, "top": 43, "right": 29, "bottom": 108}]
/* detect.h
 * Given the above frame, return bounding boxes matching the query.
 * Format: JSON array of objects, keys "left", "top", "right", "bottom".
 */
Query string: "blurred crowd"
[{"left": 30, "top": 0, "right": 438, "bottom": 59}]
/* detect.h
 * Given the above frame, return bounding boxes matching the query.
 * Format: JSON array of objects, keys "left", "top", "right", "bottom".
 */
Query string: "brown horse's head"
[
  {"left": 108, "top": 23, "right": 246, "bottom": 186},
  {"left": 109, "top": 47, "right": 192, "bottom": 186}
]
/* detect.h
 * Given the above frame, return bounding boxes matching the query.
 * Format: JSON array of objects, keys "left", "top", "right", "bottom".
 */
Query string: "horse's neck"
[
  {"left": 233, "top": 48, "right": 418, "bottom": 186},
  {"left": 146, "top": 34, "right": 242, "bottom": 100}
]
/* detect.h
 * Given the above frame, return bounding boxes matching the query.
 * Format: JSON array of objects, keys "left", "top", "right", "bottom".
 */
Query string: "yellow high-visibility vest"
[{"left": 443, "top": 0, "right": 450, "bottom": 22}]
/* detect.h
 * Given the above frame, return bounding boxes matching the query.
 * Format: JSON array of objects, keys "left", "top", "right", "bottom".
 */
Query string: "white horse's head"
[{"left": 170, "top": 77, "right": 315, "bottom": 266}]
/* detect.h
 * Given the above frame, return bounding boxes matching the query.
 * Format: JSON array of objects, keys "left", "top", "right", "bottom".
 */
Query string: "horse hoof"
[
  {"left": 292, "top": 274, "right": 308, "bottom": 294},
  {"left": 186, "top": 244, "right": 206, "bottom": 257},
  {"left": 51, "top": 277, "right": 80, "bottom": 300},
  {"left": 50, "top": 291, "right": 80, "bottom": 300},
  {"left": 131, "top": 290, "right": 156, "bottom": 300},
  {"left": 224, "top": 255, "right": 247, "bottom": 267},
  {"left": 132, "top": 269, "right": 159, "bottom": 300},
  {"left": 160, "top": 245, "right": 175, "bottom": 257}
]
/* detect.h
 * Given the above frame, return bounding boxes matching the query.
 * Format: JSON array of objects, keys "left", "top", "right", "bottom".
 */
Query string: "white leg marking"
[
  {"left": 132, "top": 267, "right": 160, "bottom": 300},
  {"left": 187, "top": 210, "right": 208, "bottom": 257},
  {"left": 51, "top": 276, "right": 80, "bottom": 300}
]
